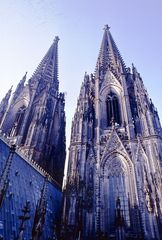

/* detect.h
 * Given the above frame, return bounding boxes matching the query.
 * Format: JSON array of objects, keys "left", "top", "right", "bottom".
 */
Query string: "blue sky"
[{"left": 0, "top": 0, "right": 162, "bottom": 152}]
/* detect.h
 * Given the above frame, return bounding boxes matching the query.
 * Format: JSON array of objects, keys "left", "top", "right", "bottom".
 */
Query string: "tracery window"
[
  {"left": 106, "top": 92, "right": 121, "bottom": 126},
  {"left": 9, "top": 106, "right": 26, "bottom": 137},
  {"left": 103, "top": 157, "right": 130, "bottom": 235}
]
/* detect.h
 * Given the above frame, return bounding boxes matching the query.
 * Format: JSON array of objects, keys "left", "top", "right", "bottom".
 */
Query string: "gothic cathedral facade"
[{"left": 63, "top": 26, "right": 162, "bottom": 239}]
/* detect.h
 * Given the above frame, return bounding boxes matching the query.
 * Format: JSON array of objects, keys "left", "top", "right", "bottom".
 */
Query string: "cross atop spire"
[
  {"left": 54, "top": 36, "right": 60, "bottom": 42},
  {"left": 103, "top": 24, "right": 111, "bottom": 31}
]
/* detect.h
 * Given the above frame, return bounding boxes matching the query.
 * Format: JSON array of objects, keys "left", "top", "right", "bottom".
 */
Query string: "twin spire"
[
  {"left": 32, "top": 24, "right": 126, "bottom": 85},
  {"left": 1, "top": 25, "right": 126, "bottom": 108},
  {"left": 31, "top": 36, "right": 59, "bottom": 89},
  {"left": 96, "top": 24, "right": 126, "bottom": 78}
]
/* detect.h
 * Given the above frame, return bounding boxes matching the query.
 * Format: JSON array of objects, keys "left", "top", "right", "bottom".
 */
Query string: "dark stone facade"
[
  {"left": 0, "top": 136, "right": 62, "bottom": 239},
  {"left": 63, "top": 26, "right": 162, "bottom": 239}
]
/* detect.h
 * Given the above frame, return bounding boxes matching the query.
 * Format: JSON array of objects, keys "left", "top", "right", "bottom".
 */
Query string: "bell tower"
[
  {"left": 63, "top": 26, "right": 162, "bottom": 239},
  {"left": 0, "top": 37, "right": 66, "bottom": 185}
]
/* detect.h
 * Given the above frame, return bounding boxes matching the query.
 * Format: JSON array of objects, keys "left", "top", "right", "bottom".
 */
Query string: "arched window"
[
  {"left": 106, "top": 92, "right": 121, "bottom": 126},
  {"left": 9, "top": 106, "right": 26, "bottom": 137},
  {"left": 102, "top": 156, "right": 131, "bottom": 235}
]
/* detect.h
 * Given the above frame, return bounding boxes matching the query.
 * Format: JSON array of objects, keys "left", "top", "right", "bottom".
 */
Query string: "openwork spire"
[
  {"left": 31, "top": 36, "right": 59, "bottom": 90},
  {"left": 96, "top": 25, "right": 126, "bottom": 79}
]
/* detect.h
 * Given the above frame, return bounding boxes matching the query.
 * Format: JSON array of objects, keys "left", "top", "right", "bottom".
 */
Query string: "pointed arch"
[
  {"left": 100, "top": 152, "right": 137, "bottom": 235},
  {"left": 9, "top": 105, "right": 26, "bottom": 137},
  {"left": 106, "top": 92, "right": 121, "bottom": 126}
]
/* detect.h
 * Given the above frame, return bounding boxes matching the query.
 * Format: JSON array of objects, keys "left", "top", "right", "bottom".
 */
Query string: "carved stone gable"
[
  {"left": 100, "top": 130, "right": 129, "bottom": 160},
  {"left": 100, "top": 70, "right": 121, "bottom": 93}
]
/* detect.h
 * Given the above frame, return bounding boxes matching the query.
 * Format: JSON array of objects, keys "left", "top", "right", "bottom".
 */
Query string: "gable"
[{"left": 100, "top": 130, "right": 132, "bottom": 168}]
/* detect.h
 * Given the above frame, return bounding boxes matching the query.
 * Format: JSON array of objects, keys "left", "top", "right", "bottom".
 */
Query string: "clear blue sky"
[{"left": 0, "top": 0, "right": 162, "bottom": 153}]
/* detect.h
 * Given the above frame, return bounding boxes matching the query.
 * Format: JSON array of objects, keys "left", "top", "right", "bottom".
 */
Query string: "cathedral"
[
  {"left": 0, "top": 37, "right": 65, "bottom": 239},
  {"left": 0, "top": 25, "right": 162, "bottom": 240},
  {"left": 62, "top": 25, "right": 162, "bottom": 240},
  {"left": 0, "top": 36, "right": 66, "bottom": 186}
]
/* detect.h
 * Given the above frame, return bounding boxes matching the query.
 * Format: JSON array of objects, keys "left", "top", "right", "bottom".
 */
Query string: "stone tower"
[
  {"left": 63, "top": 26, "right": 162, "bottom": 239},
  {"left": 0, "top": 37, "right": 66, "bottom": 185}
]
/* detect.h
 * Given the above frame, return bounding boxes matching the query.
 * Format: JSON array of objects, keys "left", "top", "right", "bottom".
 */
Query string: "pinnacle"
[
  {"left": 22, "top": 72, "right": 27, "bottom": 81},
  {"left": 54, "top": 36, "right": 60, "bottom": 42},
  {"left": 103, "top": 24, "right": 110, "bottom": 31}
]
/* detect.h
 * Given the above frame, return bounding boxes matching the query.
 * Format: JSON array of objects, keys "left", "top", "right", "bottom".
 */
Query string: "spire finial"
[
  {"left": 22, "top": 72, "right": 27, "bottom": 81},
  {"left": 104, "top": 24, "right": 110, "bottom": 31},
  {"left": 54, "top": 36, "right": 60, "bottom": 42}
]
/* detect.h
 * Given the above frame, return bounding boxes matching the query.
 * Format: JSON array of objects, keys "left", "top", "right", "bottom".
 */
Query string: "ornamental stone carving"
[
  {"left": 104, "top": 157, "right": 126, "bottom": 176},
  {"left": 109, "top": 134, "right": 121, "bottom": 151}
]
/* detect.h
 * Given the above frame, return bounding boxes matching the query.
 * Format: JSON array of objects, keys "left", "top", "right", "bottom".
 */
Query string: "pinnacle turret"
[
  {"left": 13, "top": 72, "right": 27, "bottom": 100},
  {"left": 0, "top": 86, "right": 12, "bottom": 126},
  {"left": 0, "top": 86, "right": 12, "bottom": 107}
]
